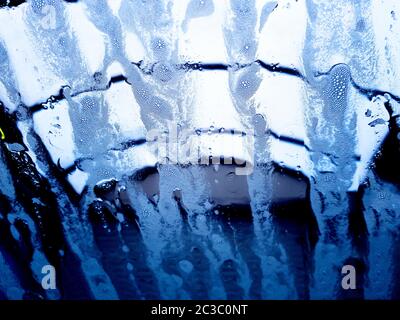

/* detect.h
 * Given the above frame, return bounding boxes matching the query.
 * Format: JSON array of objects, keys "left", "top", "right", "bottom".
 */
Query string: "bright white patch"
[
  {"left": 371, "top": 0, "right": 400, "bottom": 96},
  {"left": 178, "top": 0, "right": 228, "bottom": 63},
  {"left": 67, "top": 169, "right": 89, "bottom": 194},
  {"left": 106, "top": 60, "right": 124, "bottom": 79},
  {"left": 107, "top": 144, "right": 157, "bottom": 175},
  {"left": 188, "top": 133, "right": 253, "bottom": 166},
  {"left": 66, "top": 2, "right": 106, "bottom": 74},
  {"left": 107, "top": 0, "right": 123, "bottom": 16},
  {"left": 189, "top": 70, "right": 244, "bottom": 130},
  {"left": 0, "top": 5, "right": 66, "bottom": 106},
  {"left": 254, "top": 70, "right": 307, "bottom": 142},
  {"left": 123, "top": 30, "right": 146, "bottom": 63},
  {"left": 105, "top": 82, "right": 147, "bottom": 140},
  {"left": 269, "top": 138, "right": 312, "bottom": 176},
  {"left": 257, "top": 0, "right": 307, "bottom": 71}
]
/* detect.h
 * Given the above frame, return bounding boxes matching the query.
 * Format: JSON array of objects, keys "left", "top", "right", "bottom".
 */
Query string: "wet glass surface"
[{"left": 0, "top": 0, "right": 400, "bottom": 300}]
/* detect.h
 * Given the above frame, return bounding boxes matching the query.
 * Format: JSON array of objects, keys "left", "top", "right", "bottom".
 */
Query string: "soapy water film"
[{"left": 0, "top": 0, "right": 400, "bottom": 300}]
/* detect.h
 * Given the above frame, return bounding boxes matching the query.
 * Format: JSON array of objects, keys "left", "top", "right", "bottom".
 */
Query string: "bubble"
[
  {"left": 80, "top": 96, "right": 96, "bottom": 112},
  {"left": 322, "top": 63, "right": 351, "bottom": 117},
  {"left": 58, "top": 36, "right": 67, "bottom": 50},
  {"left": 93, "top": 72, "right": 104, "bottom": 85},
  {"left": 31, "top": 0, "right": 46, "bottom": 14},
  {"left": 151, "top": 37, "right": 168, "bottom": 59},
  {"left": 137, "top": 88, "right": 149, "bottom": 102},
  {"left": 235, "top": 66, "right": 261, "bottom": 100},
  {"left": 150, "top": 96, "right": 172, "bottom": 119},
  {"left": 153, "top": 63, "right": 174, "bottom": 82}
]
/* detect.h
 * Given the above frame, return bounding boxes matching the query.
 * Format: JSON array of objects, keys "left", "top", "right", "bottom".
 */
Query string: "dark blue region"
[
  {"left": 0, "top": 0, "right": 25, "bottom": 7},
  {"left": 0, "top": 0, "right": 78, "bottom": 8}
]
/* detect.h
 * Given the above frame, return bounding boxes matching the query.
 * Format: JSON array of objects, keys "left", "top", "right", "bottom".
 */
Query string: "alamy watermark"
[
  {"left": 146, "top": 121, "right": 255, "bottom": 176},
  {"left": 41, "top": 264, "right": 56, "bottom": 290},
  {"left": 341, "top": 265, "right": 356, "bottom": 290},
  {"left": 38, "top": 5, "right": 57, "bottom": 30}
]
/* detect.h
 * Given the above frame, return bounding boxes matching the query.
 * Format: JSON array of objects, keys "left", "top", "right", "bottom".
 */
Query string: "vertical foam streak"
[{"left": 303, "top": 0, "right": 370, "bottom": 299}]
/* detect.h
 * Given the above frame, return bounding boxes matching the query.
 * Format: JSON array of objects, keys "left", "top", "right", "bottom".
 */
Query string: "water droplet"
[
  {"left": 179, "top": 260, "right": 193, "bottom": 274},
  {"left": 241, "top": 80, "right": 249, "bottom": 88}
]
